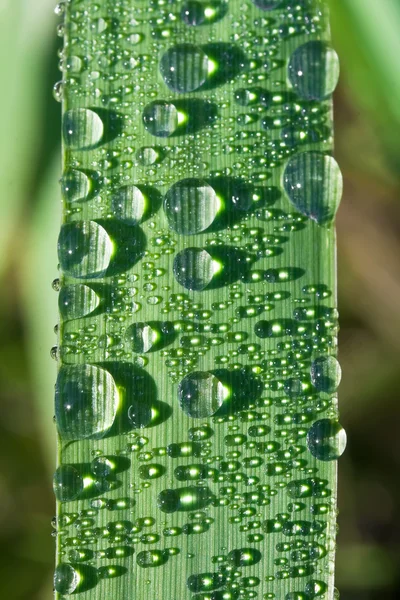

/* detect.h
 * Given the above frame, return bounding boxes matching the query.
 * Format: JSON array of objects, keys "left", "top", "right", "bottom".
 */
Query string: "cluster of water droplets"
[{"left": 52, "top": 0, "right": 344, "bottom": 598}]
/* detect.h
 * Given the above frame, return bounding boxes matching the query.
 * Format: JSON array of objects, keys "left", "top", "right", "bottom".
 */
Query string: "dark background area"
[{"left": 0, "top": 0, "right": 399, "bottom": 598}]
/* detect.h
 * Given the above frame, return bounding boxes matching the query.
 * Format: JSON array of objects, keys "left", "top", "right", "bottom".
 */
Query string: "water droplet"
[
  {"left": 139, "top": 464, "right": 165, "bottom": 480},
  {"left": 63, "top": 108, "right": 104, "bottom": 149},
  {"left": 307, "top": 419, "right": 346, "bottom": 461},
  {"left": 137, "top": 550, "right": 167, "bottom": 568},
  {"left": 178, "top": 371, "right": 227, "bottom": 418},
  {"left": 157, "top": 486, "right": 213, "bottom": 513},
  {"left": 142, "top": 101, "right": 179, "bottom": 137},
  {"left": 55, "top": 364, "right": 119, "bottom": 440},
  {"left": 181, "top": 1, "right": 207, "bottom": 26},
  {"left": 136, "top": 146, "right": 161, "bottom": 165},
  {"left": 251, "top": 1, "right": 282, "bottom": 10},
  {"left": 283, "top": 152, "right": 342, "bottom": 225},
  {"left": 125, "top": 322, "right": 159, "bottom": 353},
  {"left": 59, "top": 284, "right": 100, "bottom": 320},
  {"left": 111, "top": 185, "right": 147, "bottom": 224},
  {"left": 58, "top": 221, "right": 112, "bottom": 278},
  {"left": 160, "top": 44, "right": 209, "bottom": 93},
  {"left": 173, "top": 247, "right": 221, "bottom": 291},
  {"left": 53, "top": 465, "right": 83, "bottom": 501},
  {"left": 61, "top": 169, "right": 91, "bottom": 203},
  {"left": 288, "top": 41, "right": 340, "bottom": 101},
  {"left": 53, "top": 80, "right": 64, "bottom": 102},
  {"left": 91, "top": 456, "right": 114, "bottom": 477},
  {"left": 54, "top": 564, "right": 79, "bottom": 594},
  {"left": 127, "top": 400, "right": 152, "bottom": 428},
  {"left": 164, "top": 178, "right": 220, "bottom": 234},
  {"left": 187, "top": 572, "right": 226, "bottom": 592},
  {"left": 310, "top": 356, "right": 341, "bottom": 392},
  {"left": 227, "top": 548, "right": 262, "bottom": 567}
]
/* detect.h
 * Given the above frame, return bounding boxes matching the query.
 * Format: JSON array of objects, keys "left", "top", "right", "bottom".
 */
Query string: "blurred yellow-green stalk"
[{"left": 0, "top": 0, "right": 399, "bottom": 598}]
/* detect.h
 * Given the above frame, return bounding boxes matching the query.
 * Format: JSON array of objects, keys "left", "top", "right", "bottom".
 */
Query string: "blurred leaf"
[
  {"left": 20, "top": 153, "right": 60, "bottom": 471},
  {"left": 0, "top": 0, "right": 57, "bottom": 278},
  {"left": 330, "top": 0, "right": 400, "bottom": 157}
]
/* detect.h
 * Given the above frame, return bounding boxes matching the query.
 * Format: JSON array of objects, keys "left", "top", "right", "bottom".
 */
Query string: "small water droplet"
[
  {"left": 53, "top": 465, "right": 83, "bottom": 501},
  {"left": 288, "top": 41, "right": 340, "bottom": 101},
  {"left": 63, "top": 108, "right": 104, "bottom": 149},
  {"left": 59, "top": 284, "right": 100, "bottom": 320},
  {"left": 307, "top": 419, "right": 346, "bottom": 461},
  {"left": 310, "top": 356, "right": 341, "bottom": 392},
  {"left": 53, "top": 564, "right": 79, "bottom": 594},
  {"left": 173, "top": 247, "right": 221, "bottom": 291},
  {"left": 61, "top": 169, "right": 91, "bottom": 203},
  {"left": 142, "top": 101, "right": 179, "bottom": 137},
  {"left": 58, "top": 221, "right": 112, "bottom": 278},
  {"left": 178, "top": 371, "right": 228, "bottom": 418},
  {"left": 55, "top": 364, "right": 119, "bottom": 440},
  {"left": 111, "top": 185, "right": 147, "bottom": 224},
  {"left": 164, "top": 178, "right": 220, "bottom": 234},
  {"left": 53, "top": 80, "right": 64, "bottom": 102},
  {"left": 160, "top": 44, "right": 209, "bottom": 93},
  {"left": 283, "top": 152, "right": 342, "bottom": 225}
]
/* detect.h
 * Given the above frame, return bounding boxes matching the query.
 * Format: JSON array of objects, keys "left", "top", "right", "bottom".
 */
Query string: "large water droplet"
[
  {"left": 111, "top": 185, "right": 147, "bottom": 224},
  {"left": 125, "top": 322, "right": 159, "bottom": 353},
  {"left": 288, "top": 41, "right": 340, "bottom": 100},
  {"left": 173, "top": 247, "right": 221, "bottom": 291},
  {"left": 54, "top": 564, "right": 79, "bottom": 594},
  {"left": 59, "top": 284, "right": 100, "bottom": 320},
  {"left": 310, "top": 356, "right": 341, "bottom": 392},
  {"left": 61, "top": 169, "right": 91, "bottom": 203},
  {"left": 307, "top": 419, "right": 347, "bottom": 461},
  {"left": 181, "top": 1, "right": 207, "bottom": 26},
  {"left": 160, "top": 44, "right": 209, "bottom": 93},
  {"left": 142, "top": 101, "right": 179, "bottom": 137},
  {"left": 178, "top": 371, "right": 227, "bottom": 418},
  {"left": 53, "top": 465, "right": 83, "bottom": 501},
  {"left": 251, "top": 0, "right": 283, "bottom": 10},
  {"left": 58, "top": 221, "right": 112, "bottom": 278},
  {"left": 283, "top": 152, "right": 342, "bottom": 225},
  {"left": 63, "top": 108, "right": 104, "bottom": 149},
  {"left": 55, "top": 364, "right": 119, "bottom": 440},
  {"left": 164, "top": 178, "right": 220, "bottom": 234}
]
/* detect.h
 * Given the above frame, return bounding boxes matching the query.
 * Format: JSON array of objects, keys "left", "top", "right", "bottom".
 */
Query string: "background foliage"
[{"left": 0, "top": 0, "right": 399, "bottom": 598}]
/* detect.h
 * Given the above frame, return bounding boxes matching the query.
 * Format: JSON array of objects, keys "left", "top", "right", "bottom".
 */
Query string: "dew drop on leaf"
[
  {"left": 178, "top": 371, "right": 228, "bottom": 418},
  {"left": 283, "top": 152, "right": 342, "bottom": 225},
  {"left": 307, "top": 419, "right": 346, "bottom": 461},
  {"left": 58, "top": 221, "right": 112, "bottom": 278},
  {"left": 164, "top": 178, "right": 220, "bottom": 234},
  {"left": 160, "top": 44, "right": 209, "bottom": 93},
  {"left": 310, "top": 355, "right": 342, "bottom": 392},
  {"left": 55, "top": 364, "right": 119, "bottom": 440},
  {"left": 288, "top": 41, "right": 340, "bottom": 101},
  {"left": 63, "top": 108, "right": 104, "bottom": 149},
  {"left": 53, "top": 465, "right": 83, "bottom": 502},
  {"left": 53, "top": 564, "right": 79, "bottom": 594}
]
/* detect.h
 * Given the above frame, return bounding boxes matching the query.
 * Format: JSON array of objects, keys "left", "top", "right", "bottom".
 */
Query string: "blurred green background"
[{"left": 0, "top": 0, "right": 399, "bottom": 598}]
